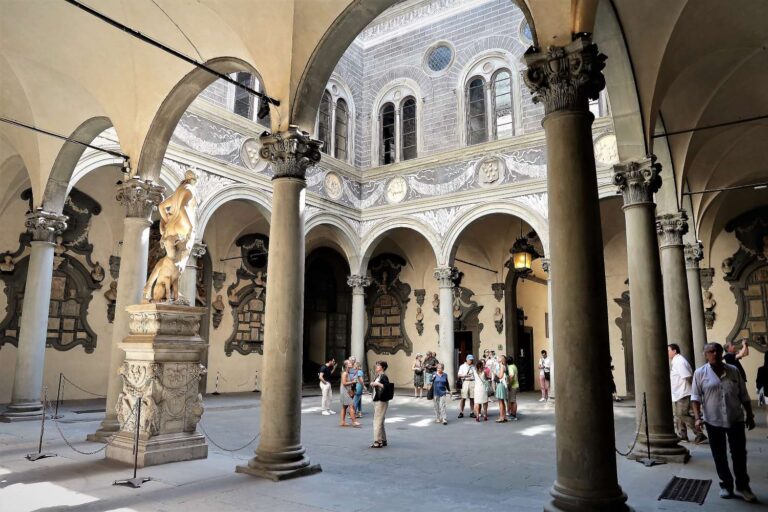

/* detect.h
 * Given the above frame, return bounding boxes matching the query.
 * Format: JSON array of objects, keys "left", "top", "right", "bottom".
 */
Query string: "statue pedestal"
[{"left": 105, "top": 303, "right": 209, "bottom": 468}]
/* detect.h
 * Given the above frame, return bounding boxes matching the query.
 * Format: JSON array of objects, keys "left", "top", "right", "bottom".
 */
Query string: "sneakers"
[
  {"left": 719, "top": 489, "right": 734, "bottom": 499},
  {"left": 510, "top": 415, "right": 518, "bottom": 421},
  {"left": 538, "top": 397, "right": 546, "bottom": 402},
  {"left": 322, "top": 410, "right": 331, "bottom": 416},
  {"left": 738, "top": 488, "right": 758, "bottom": 503},
  {"left": 469, "top": 412, "right": 476, "bottom": 418},
  {"left": 329, "top": 409, "right": 337, "bottom": 414},
  {"left": 458, "top": 412, "right": 464, "bottom": 418},
  {"left": 442, "top": 420, "right": 448, "bottom": 425}
]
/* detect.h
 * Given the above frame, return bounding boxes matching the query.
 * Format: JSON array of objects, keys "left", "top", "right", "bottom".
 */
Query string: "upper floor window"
[
  {"left": 233, "top": 73, "right": 255, "bottom": 119},
  {"left": 467, "top": 77, "right": 487, "bottom": 145},
  {"left": 318, "top": 91, "right": 332, "bottom": 155},
  {"left": 197, "top": 71, "right": 270, "bottom": 125},
  {"left": 378, "top": 97, "right": 418, "bottom": 165},
  {"left": 466, "top": 68, "right": 515, "bottom": 145},
  {"left": 314, "top": 78, "right": 355, "bottom": 164},
  {"left": 401, "top": 97, "right": 417, "bottom": 161},
  {"left": 334, "top": 99, "right": 348, "bottom": 161},
  {"left": 380, "top": 102, "right": 396, "bottom": 165}
]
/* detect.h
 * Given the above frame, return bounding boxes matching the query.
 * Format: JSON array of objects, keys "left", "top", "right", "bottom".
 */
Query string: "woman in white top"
[
  {"left": 538, "top": 350, "right": 551, "bottom": 402},
  {"left": 473, "top": 360, "right": 489, "bottom": 421}
]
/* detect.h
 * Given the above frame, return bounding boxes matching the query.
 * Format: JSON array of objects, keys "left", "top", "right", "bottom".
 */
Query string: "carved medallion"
[
  {"left": 323, "top": 172, "right": 343, "bottom": 200},
  {"left": 385, "top": 176, "right": 408, "bottom": 204},
  {"left": 240, "top": 138, "right": 262, "bottom": 170},
  {"left": 594, "top": 134, "right": 619, "bottom": 165},
  {"left": 476, "top": 157, "right": 504, "bottom": 186}
]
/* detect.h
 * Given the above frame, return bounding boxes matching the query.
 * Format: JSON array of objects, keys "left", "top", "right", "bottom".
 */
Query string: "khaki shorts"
[
  {"left": 461, "top": 380, "right": 474, "bottom": 399},
  {"left": 507, "top": 387, "right": 518, "bottom": 402}
]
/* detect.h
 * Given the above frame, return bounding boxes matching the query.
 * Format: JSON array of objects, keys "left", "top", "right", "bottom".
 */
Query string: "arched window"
[
  {"left": 467, "top": 77, "right": 487, "bottom": 145},
  {"left": 233, "top": 73, "right": 255, "bottom": 119},
  {"left": 401, "top": 97, "right": 417, "bottom": 161},
  {"left": 493, "top": 70, "right": 513, "bottom": 139},
  {"left": 380, "top": 102, "right": 396, "bottom": 165},
  {"left": 318, "top": 91, "right": 332, "bottom": 155},
  {"left": 334, "top": 99, "right": 348, "bottom": 161}
]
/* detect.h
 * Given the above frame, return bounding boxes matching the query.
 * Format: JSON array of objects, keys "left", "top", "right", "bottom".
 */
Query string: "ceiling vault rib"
[{"left": 653, "top": 113, "right": 768, "bottom": 138}]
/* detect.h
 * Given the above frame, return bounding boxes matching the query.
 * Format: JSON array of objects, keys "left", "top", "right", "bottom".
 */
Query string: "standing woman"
[
  {"left": 340, "top": 360, "right": 360, "bottom": 427},
  {"left": 412, "top": 353, "right": 425, "bottom": 398},
  {"left": 494, "top": 355, "right": 508, "bottom": 422},
  {"left": 538, "top": 350, "right": 551, "bottom": 402},
  {"left": 353, "top": 361, "right": 365, "bottom": 418},
  {"left": 506, "top": 355, "right": 520, "bottom": 420},
  {"left": 370, "top": 361, "right": 391, "bottom": 448},
  {"left": 474, "top": 360, "right": 489, "bottom": 421},
  {"left": 432, "top": 363, "right": 450, "bottom": 425}
]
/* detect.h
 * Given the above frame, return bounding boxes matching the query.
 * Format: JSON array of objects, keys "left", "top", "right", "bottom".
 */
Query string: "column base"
[
  {"left": 0, "top": 401, "right": 44, "bottom": 422},
  {"left": 87, "top": 416, "right": 120, "bottom": 443},
  {"left": 236, "top": 445, "right": 321, "bottom": 482},
  {"left": 105, "top": 431, "right": 207, "bottom": 467},
  {"left": 628, "top": 433, "right": 690, "bottom": 464},
  {"left": 545, "top": 482, "right": 631, "bottom": 512}
]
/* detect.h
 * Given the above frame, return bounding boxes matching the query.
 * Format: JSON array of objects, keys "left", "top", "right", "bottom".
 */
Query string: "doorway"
[
  {"left": 455, "top": 330, "right": 473, "bottom": 372},
  {"left": 517, "top": 326, "right": 534, "bottom": 391}
]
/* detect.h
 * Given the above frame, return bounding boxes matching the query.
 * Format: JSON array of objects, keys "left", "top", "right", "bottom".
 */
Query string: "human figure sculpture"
[
  {"left": 0, "top": 254, "right": 14, "bottom": 273},
  {"left": 143, "top": 170, "right": 199, "bottom": 303}
]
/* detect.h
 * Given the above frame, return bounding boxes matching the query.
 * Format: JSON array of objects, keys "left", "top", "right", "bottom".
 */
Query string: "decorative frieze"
[
  {"left": 656, "top": 211, "right": 689, "bottom": 248},
  {"left": 523, "top": 37, "right": 606, "bottom": 115},
  {"left": 116, "top": 176, "right": 164, "bottom": 219},
  {"left": 684, "top": 241, "right": 704, "bottom": 269},
  {"left": 259, "top": 125, "right": 322, "bottom": 180},
  {"left": 25, "top": 208, "right": 67, "bottom": 243},
  {"left": 613, "top": 156, "right": 662, "bottom": 207}
]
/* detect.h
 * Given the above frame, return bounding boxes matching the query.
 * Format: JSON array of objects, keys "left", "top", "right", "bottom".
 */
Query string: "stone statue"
[
  {"left": 432, "top": 293, "right": 439, "bottom": 313},
  {"left": 144, "top": 170, "right": 199, "bottom": 303},
  {"left": 212, "top": 294, "right": 225, "bottom": 329},
  {"left": 0, "top": 254, "right": 14, "bottom": 273},
  {"left": 722, "top": 257, "right": 733, "bottom": 276},
  {"left": 494, "top": 306, "right": 503, "bottom": 334},
  {"left": 91, "top": 262, "right": 105, "bottom": 282},
  {"left": 703, "top": 290, "right": 716, "bottom": 311}
]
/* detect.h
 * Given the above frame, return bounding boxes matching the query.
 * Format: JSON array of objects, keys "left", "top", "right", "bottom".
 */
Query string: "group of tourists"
[
  {"left": 317, "top": 356, "right": 393, "bottom": 448},
  {"left": 668, "top": 339, "right": 759, "bottom": 503},
  {"left": 454, "top": 351, "right": 521, "bottom": 423}
]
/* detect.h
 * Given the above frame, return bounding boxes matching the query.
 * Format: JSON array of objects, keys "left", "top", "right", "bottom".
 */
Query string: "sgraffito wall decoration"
[{"left": 365, "top": 254, "right": 412, "bottom": 355}]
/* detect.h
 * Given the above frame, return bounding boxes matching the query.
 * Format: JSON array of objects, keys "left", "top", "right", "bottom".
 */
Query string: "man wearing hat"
[{"left": 457, "top": 354, "right": 476, "bottom": 418}]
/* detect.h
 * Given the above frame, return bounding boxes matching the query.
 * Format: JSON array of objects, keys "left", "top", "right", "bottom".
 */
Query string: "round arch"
[
  {"left": 43, "top": 116, "right": 114, "bottom": 214},
  {"left": 137, "top": 57, "right": 266, "bottom": 182},
  {"left": 358, "top": 217, "right": 441, "bottom": 274},
  {"left": 441, "top": 202, "right": 549, "bottom": 265},
  {"left": 196, "top": 184, "right": 272, "bottom": 242},
  {"left": 305, "top": 213, "right": 361, "bottom": 272}
]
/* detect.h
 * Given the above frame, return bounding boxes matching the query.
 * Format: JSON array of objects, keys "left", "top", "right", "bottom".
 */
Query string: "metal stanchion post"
[
  {"left": 26, "top": 387, "right": 57, "bottom": 461},
  {"left": 114, "top": 397, "right": 151, "bottom": 488},
  {"left": 252, "top": 370, "right": 259, "bottom": 393},
  {"left": 637, "top": 392, "right": 665, "bottom": 467},
  {"left": 212, "top": 371, "right": 221, "bottom": 395}
]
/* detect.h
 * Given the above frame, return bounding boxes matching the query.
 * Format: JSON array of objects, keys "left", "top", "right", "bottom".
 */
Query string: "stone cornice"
[
  {"left": 656, "top": 211, "right": 689, "bottom": 248},
  {"left": 523, "top": 37, "right": 606, "bottom": 115},
  {"left": 25, "top": 208, "right": 68, "bottom": 243},
  {"left": 684, "top": 241, "right": 704, "bottom": 269},
  {"left": 613, "top": 156, "right": 662, "bottom": 208},
  {"left": 116, "top": 176, "right": 165, "bottom": 219},
  {"left": 259, "top": 126, "right": 322, "bottom": 180}
]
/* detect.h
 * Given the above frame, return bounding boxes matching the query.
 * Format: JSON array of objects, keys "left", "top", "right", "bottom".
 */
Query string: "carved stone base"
[
  {"left": 0, "top": 401, "right": 44, "bottom": 422},
  {"left": 106, "top": 431, "right": 207, "bottom": 468},
  {"left": 104, "top": 303, "right": 209, "bottom": 467},
  {"left": 235, "top": 448, "right": 322, "bottom": 482},
  {"left": 86, "top": 417, "right": 120, "bottom": 442},
  {"left": 628, "top": 433, "right": 690, "bottom": 464}
]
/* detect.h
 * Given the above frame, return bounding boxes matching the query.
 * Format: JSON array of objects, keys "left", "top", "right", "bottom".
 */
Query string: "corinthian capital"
[
  {"left": 259, "top": 125, "right": 322, "bottom": 180},
  {"left": 433, "top": 266, "right": 458, "bottom": 287},
  {"left": 116, "top": 176, "right": 165, "bottom": 219},
  {"left": 613, "top": 156, "right": 662, "bottom": 207},
  {"left": 656, "top": 211, "right": 689, "bottom": 248},
  {"left": 684, "top": 241, "right": 704, "bottom": 269},
  {"left": 523, "top": 37, "right": 606, "bottom": 115},
  {"left": 347, "top": 274, "right": 371, "bottom": 293},
  {"left": 25, "top": 208, "right": 68, "bottom": 242},
  {"left": 190, "top": 243, "right": 207, "bottom": 259}
]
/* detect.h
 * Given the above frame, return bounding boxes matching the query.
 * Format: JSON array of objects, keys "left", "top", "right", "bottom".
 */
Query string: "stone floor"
[{"left": 0, "top": 391, "right": 766, "bottom": 512}]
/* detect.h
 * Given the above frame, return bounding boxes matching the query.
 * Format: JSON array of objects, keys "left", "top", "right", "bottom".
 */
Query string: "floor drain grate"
[{"left": 658, "top": 476, "right": 711, "bottom": 505}]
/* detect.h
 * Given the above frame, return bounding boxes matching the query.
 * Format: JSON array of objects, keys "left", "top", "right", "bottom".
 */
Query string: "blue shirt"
[{"left": 432, "top": 373, "right": 449, "bottom": 397}]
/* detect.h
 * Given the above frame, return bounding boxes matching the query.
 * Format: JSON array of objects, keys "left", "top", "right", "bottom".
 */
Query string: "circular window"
[
  {"left": 520, "top": 20, "right": 533, "bottom": 45},
  {"left": 426, "top": 45, "right": 453, "bottom": 73}
]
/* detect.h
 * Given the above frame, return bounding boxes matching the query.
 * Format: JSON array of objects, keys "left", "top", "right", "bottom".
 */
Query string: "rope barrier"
[
  {"left": 61, "top": 374, "right": 107, "bottom": 398},
  {"left": 197, "top": 421, "right": 260, "bottom": 452},
  {"left": 46, "top": 396, "right": 138, "bottom": 455},
  {"left": 615, "top": 399, "right": 644, "bottom": 457}
]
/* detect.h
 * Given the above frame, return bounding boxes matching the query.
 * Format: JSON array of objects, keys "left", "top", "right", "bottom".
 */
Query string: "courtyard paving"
[{"left": 0, "top": 391, "right": 765, "bottom": 511}]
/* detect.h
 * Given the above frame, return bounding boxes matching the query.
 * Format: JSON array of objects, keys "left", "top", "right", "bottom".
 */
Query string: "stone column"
[
  {"left": 237, "top": 126, "right": 322, "bottom": 480},
  {"left": 347, "top": 274, "right": 370, "bottom": 370},
  {"left": 1, "top": 210, "right": 67, "bottom": 421},
  {"left": 614, "top": 158, "right": 689, "bottom": 463},
  {"left": 89, "top": 177, "right": 163, "bottom": 441},
  {"left": 179, "top": 243, "right": 206, "bottom": 305},
  {"left": 434, "top": 266, "right": 457, "bottom": 388},
  {"left": 541, "top": 258, "right": 555, "bottom": 397},
  {"left": 523, "top": 38, "right": 628, "bottom": 511},
  {"left": 657, "top": 211, "right": 695, "bottom": 363},
  {"left": 684, "top": 241, "right": 707, "bottom": 368}
]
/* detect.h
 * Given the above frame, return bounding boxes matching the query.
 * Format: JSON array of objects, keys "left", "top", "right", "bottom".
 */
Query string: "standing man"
[
  {"left": 692, "top": 343, "right": 757, "bottom": 502},
  {"left": 724, "top": 339, "right": 749, "bottom": 382},
  {"left": 424, "top": 351, "right": 438, "bottom": 390},
  {"left": 370, "top": 361, "right": 391, "bottom": 448},
  {"left": 318, "top": 357, "right": 336, "bottom": 416},
  {"left": 457, "top": 354, "right": 476, "bottom": 418},
  {"left": 668, "top": 343, "right": 706, "bottom": 443},
  {"left": 538, "top": 350, "right": 552, "bottom": 402}
]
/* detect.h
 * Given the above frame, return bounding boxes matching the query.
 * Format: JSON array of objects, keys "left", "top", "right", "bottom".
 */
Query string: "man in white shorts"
[{"left": 457, "top": 354, "right": 476, "bottom": 418}]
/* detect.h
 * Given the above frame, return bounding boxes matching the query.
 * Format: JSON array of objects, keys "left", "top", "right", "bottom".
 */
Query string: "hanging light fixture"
[{"left": 509, "top": 220, "right": 538, "bottom": 274}]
